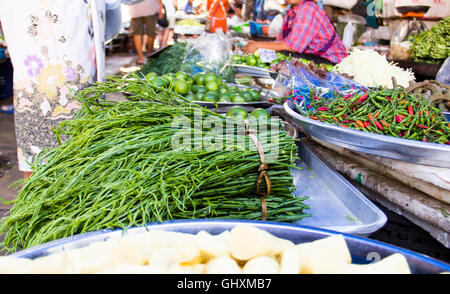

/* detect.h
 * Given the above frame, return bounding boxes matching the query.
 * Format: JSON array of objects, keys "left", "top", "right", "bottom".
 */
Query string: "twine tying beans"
[{"left": 244, "top": 120, "right": 271, "bottom": 221}]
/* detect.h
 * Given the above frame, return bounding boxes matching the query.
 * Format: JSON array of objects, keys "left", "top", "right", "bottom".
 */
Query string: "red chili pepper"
[
  {"left": 332, "top": 117, "right": 338, "bottom": 121},
  {"left": 310, "top": 116, "right": 319, "bottom": 120},
  {"left": 340, "top": 124, "right": 349, "bottom": 128},
  {"left": 374, "top": 121, "right": 384, "bottom": 131},
  {"left": 380, "top": 120, "right": 390, "bottom": 127},
  {"left": 368, "top": 113, "right": 373, "bottom": 120},
  {"left": 314, "top": 97, "right": 321, "bottom": 101},
  {"left": 373, "top": 112, "right": 380, "bottom": 120},
  {"left": 417, "top": 124, "right": 428, "bottom": 129},
  {"left": 408, "top": 105, "right": 414, "bottom": 116},
  {"left": 357, "top": 93, "right": 369, "bottom": 103},
  {"left": 396, "top": 115, "right": 406, "bottom": 123},
  {"left": 356, "top": 120, "right": 365, "bottom": 128},
  {"left": 344, "top": 94, "right": 352, "bottom": 99},
  {"left": 387, "top": 97, "right": 392, "bottom": 101},
  {"left": 398, "top": 132, "right": 403, "bottom": 137},
  {"left": 363, "top": 121, "right": 370, "bottom": 128},
  {"left": 342, "top": 115, "right": 347, "bottom": 118},
  {"left": 317, "top": 107, "right": 329, "bottom": 111}
]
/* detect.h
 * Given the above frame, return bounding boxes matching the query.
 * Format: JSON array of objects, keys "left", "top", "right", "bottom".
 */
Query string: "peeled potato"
[
  {"left": 229, "top": 225, "right": 294, "bottom": 261},
  {"left": 242, "top": 256, "right": 279, "bottom": 274},
  {"left": 196, "top": 230, "right": 230, "bottom": 260},
  {"left": 295, "top": 235, "right": 352, "bottom": 274},
  {"left": 205, "top": 256, "right": 242, "bottom": 274},
  {"left": 279, "top": 248, "right": 301, "bottom": 274},
  {"left": 0, "top": 257, "right": 33, "bottom": 274}
]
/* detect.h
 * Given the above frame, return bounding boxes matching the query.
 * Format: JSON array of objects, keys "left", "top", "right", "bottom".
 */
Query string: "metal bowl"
[
  {"left": 11, "top": 219, "right": 450, "bottom": 274},
  {"left": 284, "top": 100, "right": 450, "bottom": 168}
]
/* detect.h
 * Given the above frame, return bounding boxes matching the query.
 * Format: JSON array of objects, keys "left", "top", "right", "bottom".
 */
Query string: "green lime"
[
  {"left": 195, "top": 91, "right": 206, "bottom": 101},
  {"left": 206, "top": 91, "right": 218, "bottom": 98},
  {"left": 194, "top": 73, "right": 205, "bottom": 85},
  {"left": 219, "top": 94, "right": 231, "bottom": 102},
  {"left": 196, "top": 86, "right": 207, "bottom": 94},
  {"left": 145, "top": 72, "right": 158, "bottom": 80},
  {"left": 163, "top": 73, "right": 175, "bottom": 81},
  {"left": 191, "top": 84, "right": 200, "bottom": 94},
  {"left": 256, "top": 62, "right": 266, "bottom": 68},
  {"left": 234, "top": 59, "right": 243, "bottom": 64},
  {"left": 204, "top": 72, "right": 217, "bottom": 84},
  {"left": 249, "top": 89, "right": 261, "bottom": 101},
  {"left": 240, "top": 90, "right": 253, "bottom": 102},
  {"left": 215, "top": 77, "right": 223, "bottom": 87},
  {"left": 250, "top": 108, "right": 270, "bottom": 119},
  {"left": 326, "top": 64, "right": 334, "bottom": 72},
  {"left": 205, "top": 81, "right": 219, "bottom": 92},
  {"left": 175, "top": 71, "right": 188, "bottom": 80},
  {"left": 186, "top": 75, "right": 194, "bottom": 85},
  {"left": 231, "top": 94, "right": 246, "bottom": 103},
  {"left": 246, "top": 55, "right": 257, "bottom": 66},
  {"left": 185, "top": 93, "right": 196, "bottom": 101},
  {"left": 276, "top": 52, "right": 286, "bottom": 60},
  {"left": 231, "top": 55, "right": 242, "bottom": 63},
  {"left": 150, "top": 77, "right": 167, "bottom": 88},
  {"left": 300, "top": 58, "right": 310, "bottom": 65},
  {"left": 219, "top": 87, "right": 229, "bottom": 94},
  {"left": 226, "top": 106, "right": 248, "bottom": 120},
  {"left": 203, "top": 92, "right": 218, "bottom": 102},
  {"left": 174, "top": 79, "right": 190, "bottom": 95}
]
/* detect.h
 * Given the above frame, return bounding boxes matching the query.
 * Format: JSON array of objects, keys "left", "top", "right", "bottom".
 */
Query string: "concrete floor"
[{"left": 0, "top": 52, "right": 138, "bottom": 253}]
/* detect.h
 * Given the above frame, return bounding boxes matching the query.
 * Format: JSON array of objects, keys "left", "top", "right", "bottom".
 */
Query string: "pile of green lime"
[
  {"left": 146, "top": 71, "right": 262, "bottom": 103},
  {"left": 231, "top": 51, "right": 292, "bottom": 68},
  {"left": 226, "top": 107, "right": 270, "bottom": 120}
]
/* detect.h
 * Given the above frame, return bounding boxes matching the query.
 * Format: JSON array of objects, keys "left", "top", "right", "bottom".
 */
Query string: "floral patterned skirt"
[{"left": 0, "top": 0, "right": 105, "bottom": 172}]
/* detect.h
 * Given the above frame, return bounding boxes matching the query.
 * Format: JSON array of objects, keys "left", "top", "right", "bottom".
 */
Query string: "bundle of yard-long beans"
[
  {"left": 294, "top": 88, "right": 450, "bottom": 144},
  {"left": 0, "top": 75, "right": 310, "bottom": 253}
]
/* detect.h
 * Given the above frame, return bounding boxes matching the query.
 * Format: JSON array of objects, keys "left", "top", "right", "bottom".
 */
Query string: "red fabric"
[
  {"left": 207, "top": 0, "right": 229, "bottom": 19},
  {"left": 276, "top": 0, "right": 347, "bottom": 64}
]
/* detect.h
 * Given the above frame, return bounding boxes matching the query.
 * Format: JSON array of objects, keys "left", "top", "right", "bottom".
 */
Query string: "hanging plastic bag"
[
  {"left": 342, "top": 21, "right": 355, "bottom": 49},
  {"left": 181, "top": 31, "right": 233, "bottom": 75}
]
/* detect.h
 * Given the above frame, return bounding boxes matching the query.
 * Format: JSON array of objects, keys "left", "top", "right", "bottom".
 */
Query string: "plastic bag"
[
  {"left": 279, "top": 60, "right": 366, "bottom": 111},
  {"left": 181, "top": 31, "right": 233, "bottom": 75},
  {"left": 436, "top": 57, "right": 450, "bottom": 86}
]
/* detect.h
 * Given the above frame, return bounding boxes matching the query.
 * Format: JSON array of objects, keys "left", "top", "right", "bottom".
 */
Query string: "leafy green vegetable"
[{"left": 410, "top": 17, "right": 450, "bottom": 63}]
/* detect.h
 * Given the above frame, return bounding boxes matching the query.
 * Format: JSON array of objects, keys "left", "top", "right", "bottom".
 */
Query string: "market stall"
[{"left": 0, "top": 0, "right": 449, "bottom": 275}]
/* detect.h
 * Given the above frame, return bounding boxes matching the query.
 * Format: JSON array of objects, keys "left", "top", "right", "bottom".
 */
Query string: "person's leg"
[
  {"left": 144, "top": 14, "right": 157, "bottom": 53},
  {"left": 160, "top": 28, "right": 169, "bottom": 48},
  {"left": 130, "top": 17, "right": 145, "bottom": 64},
  {"left": 133, "top": 34, "right": 144, "bottom": 63}
]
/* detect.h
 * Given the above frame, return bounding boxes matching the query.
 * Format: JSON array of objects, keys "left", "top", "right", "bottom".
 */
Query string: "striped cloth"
[{"left": 276, "top": 0, "right": 347, "bottom": 64}]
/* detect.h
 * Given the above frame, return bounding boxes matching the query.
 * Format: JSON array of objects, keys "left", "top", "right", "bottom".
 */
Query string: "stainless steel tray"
[
  {"left": 11, "top": 220, "right": 450, "bottom": 274},
  {"left": 284, "top": 100, "right": 450, "bottom": 168},
  {"left": 292, "top": 141, "right": 387, "bottom": 235}
]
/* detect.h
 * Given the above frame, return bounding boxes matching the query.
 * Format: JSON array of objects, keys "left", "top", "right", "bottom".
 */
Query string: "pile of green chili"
[
  {"left": 296, "top": 88, "right": 450, "bottom": 144},
  {"left": 0, "top": 76, "right": 310, "bottom": 253}
]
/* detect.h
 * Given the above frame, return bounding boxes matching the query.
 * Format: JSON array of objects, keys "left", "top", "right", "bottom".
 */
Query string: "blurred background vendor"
[{"left": 243, "top": 0, "right": 347, "bottom": 65}]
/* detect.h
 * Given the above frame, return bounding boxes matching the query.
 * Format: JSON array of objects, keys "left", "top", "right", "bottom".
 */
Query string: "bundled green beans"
[{"left": 0, "top": 77, "right": 309, "bottom": 253}]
